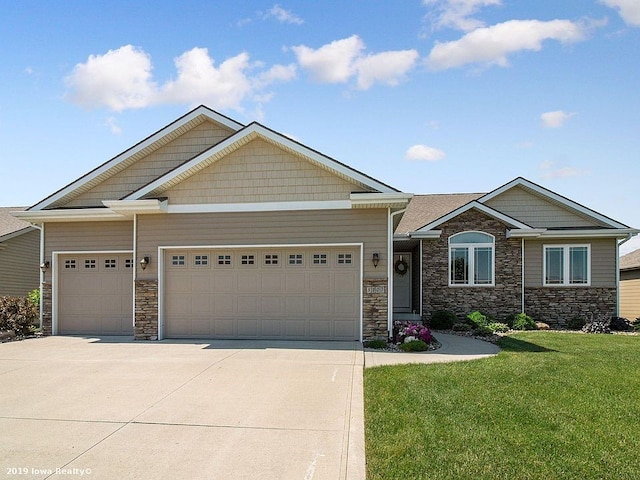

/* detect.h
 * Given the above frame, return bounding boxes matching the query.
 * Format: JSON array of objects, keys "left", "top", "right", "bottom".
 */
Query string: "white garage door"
[
  {"left": 163, "top": 246, "right": 360, "bottom": 340},
  {"left": 58, "top": 253, "right": 134, "bottom": 335}
]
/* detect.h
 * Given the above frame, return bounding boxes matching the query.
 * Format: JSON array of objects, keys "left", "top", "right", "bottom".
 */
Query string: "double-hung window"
[
  {"left": 449, "top": 232, "right": 495, "bottom": 286},
  {"left": 544, "top": 245, "right": 590, "bottom": 286}
]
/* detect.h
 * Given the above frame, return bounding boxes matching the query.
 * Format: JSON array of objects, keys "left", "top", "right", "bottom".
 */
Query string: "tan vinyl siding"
[
  {"left": 524, "top": 238, "right": 617, "bottom": 287},
  {"left": 485, "top": 186, "right": 603, "bottom": 228},
  {"left": 44, "top": 221, "right": 133, "bottom": 259},
  {"left": 137, "top": 209, "right": 388, "bottom": 280},
  {"left": 0, "top": 229, "right": 40, "bottom": 296},
  {"left": 64, "top": 121, "right": 234, "bottom": 207},
  {"left": 164, "top": 139, "right": 365, "bottom": 204},
  {"left": 620, "top": 272, "right": 640, "bottom": 320}
]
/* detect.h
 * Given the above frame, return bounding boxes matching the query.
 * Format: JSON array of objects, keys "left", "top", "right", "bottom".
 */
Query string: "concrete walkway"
[
  {"left": 0, "top": 337, "right": 364, "bottom": 480},
  {"left": 364, "top": 332, "right": 500, "bottom": 367}
]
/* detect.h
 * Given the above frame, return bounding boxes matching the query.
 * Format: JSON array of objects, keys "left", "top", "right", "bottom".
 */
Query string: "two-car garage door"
[{"left": 163, "top": 246, "right": 361, "bottom": 340}]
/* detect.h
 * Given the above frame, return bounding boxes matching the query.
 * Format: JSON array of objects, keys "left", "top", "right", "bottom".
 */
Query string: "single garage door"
[
  {"left": 163, "top": 246, "right": 361, "bottom": 340},
  {"left": 58, "top": 253, "right": 134, "bottom": 335}
]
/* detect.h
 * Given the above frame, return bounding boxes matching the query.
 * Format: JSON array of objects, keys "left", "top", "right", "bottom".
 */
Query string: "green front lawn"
[{"left": 365, "top": 332, "right": 640, "bottom": 480}]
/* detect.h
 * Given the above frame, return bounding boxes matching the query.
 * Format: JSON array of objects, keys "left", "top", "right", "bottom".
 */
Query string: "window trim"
[
  {"left": 448, "top": 231, "right": 495, "bottom": 287},
  {"left": 543, "top": 244, "right": 591, "bottom": 287}
]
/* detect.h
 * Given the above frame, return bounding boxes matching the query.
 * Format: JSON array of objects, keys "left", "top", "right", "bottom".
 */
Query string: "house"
[
  {"left": 14, "top": 106, "right": 411, "bottom": 340},
  {"left": 13, "top": 106, "right": 637, "bottom": 339},
  {"left": 393, "top": 180, "right": 638, "bottom": 327},
  {"left": 619, "top": 249, "right": 640, "bottom": 321},
  {"left": 0, "top": 207, "right": 40, "bottom": 297}
]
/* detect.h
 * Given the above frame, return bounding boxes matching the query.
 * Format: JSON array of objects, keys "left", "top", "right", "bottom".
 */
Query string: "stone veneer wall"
[
  {"left": 135, "top": 280, "right": 158, "bottom": 340},
  {"left": 363, "top": 278, "right": 388, "bottom": 339},
  {"left": 422, "top": 210, "right": 522, "bottom": 322},
  {"left": 525, "top": 287, "right": 616, "bottom": 327},
  {"left": 41, "top": 282, "right": 52, "bottom": 335}
]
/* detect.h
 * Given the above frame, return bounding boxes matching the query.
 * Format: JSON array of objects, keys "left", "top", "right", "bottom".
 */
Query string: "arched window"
[{"left": 449, "top": 232, "right": 495, "bottom": 286}]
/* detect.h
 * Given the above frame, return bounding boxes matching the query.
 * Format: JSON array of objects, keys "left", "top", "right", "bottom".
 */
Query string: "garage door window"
[
  {"left": 217, "top": 255, "right": 232, "bottom": 266},
  {"left": 84, "top": 259, "right": 96, "bottom": 269},
  {"left": 104, "top": 259, "right": 117, "bottom": 269},
  {"left": 194, "top": 255, "right": 209, "bottom": 266},
  {"left": 241, "top": 254, "right": 256, "bottom": 266},
  {"left": 313, "top": 253, "right": 328, "bottom": 265},
  {"left": 264, "top": 254, "right": 279, "bottom": 266},
  {"left": 65, "top": 259, "right": 76, "bottom": 269},
  {"left": 125, "top": 259, "right": 133, "bottom": 269},
  {"left": 288, "top": 253, "right": 303, "bottom": 266},
  {"left": 172, "top": 255, "right": 186, "bottom": 267},
  {"left": 337, "top": 253, "right": 353, "bottom": 265}
]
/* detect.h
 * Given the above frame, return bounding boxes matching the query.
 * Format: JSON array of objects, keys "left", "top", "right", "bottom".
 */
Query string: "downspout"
[
  {"left": 133, "top": 214, "right": 138, "bottom": 330},
  {"left": 521, "top": 237, "right": 525, "bottom": 314},
  {"left": 388, "top": 207, "right": 407, "bottom": 338},
  {"left": 37, "top": 223, "right": 44, "bottom": 329}
]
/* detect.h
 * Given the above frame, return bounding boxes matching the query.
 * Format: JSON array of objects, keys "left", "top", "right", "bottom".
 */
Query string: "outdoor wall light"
[
  {"left": 40, "top": 261, "right": 50, "bottom": 273},
  {"left": 372, "top": 252, "right": 380, "bottom": 268},
  {"left": 139, "top": 256, "right": 150, "bottom": 270}
]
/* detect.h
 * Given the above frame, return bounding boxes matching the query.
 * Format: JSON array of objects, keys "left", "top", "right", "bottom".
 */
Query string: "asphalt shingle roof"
[
  {"left": 0, "top": 207, "right": 31, "bottom": 238},
  {"left": 620, "top": 248, "right": 640, "bottom": 271},
  {"left": 395, "top": 193, "right": 484, "bottom": 235}
]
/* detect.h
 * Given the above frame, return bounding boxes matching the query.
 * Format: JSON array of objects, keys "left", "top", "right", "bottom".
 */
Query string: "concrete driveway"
[{"left": 0, "top": 336, "right": 365, "bottom": 480}]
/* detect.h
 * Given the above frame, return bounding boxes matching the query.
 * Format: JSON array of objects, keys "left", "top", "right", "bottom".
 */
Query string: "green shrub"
[
  {"left": 512, "top": 313, "right": 536, "bottom": 331},
  {"left": 466, "top": 311, "right": 491, "bottom": 329},
  {"left": 0, "top": 296, "right": 38, "bottom": 336},
  {"left": 452, "top": 322, "right": 472, "bottom": 332},
  {"left": 487, "top": 322, "right": 510, "bottom": 333},
  {"left": 27, "top": 288, "right": 40, "bottom": 308},
  {"left": 429, "top": 310, "right": 457, "bottom": 330},
  {"left": 474, "top": 325, "right": 493, "bottom": 336},
  {"left": 364, "top": 339, "right": 388, "bottom": 349},
  {"left": 566, "top": 316, "right": 586, "bottom": 330},
  {"left": 399, "top": 340, "right": 429, "bottom": 352}
]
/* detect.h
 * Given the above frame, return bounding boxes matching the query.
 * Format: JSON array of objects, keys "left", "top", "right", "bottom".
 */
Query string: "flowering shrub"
[{"left": 395, "top": 321, "right": 433, "bottom": 344}]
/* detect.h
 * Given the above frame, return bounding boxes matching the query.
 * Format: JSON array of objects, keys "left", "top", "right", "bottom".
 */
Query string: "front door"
[{"left": 393, "top": 253, "right": 411, "bottom": 313}]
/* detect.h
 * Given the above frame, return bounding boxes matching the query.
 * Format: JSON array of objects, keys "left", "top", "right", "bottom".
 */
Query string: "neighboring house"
[
  {"left": 13, "top": 106, "right": 637, "bottom": 339},
  {"left": 393, "top": 179, "right": 638, "bottom": 327},
  {"left": 0, "top": 207, "right": 40, "bottom": 297},
  {"left": 619, "top": 249, "right": 640, "bottom": 321},
  {"left": 15, "top": 106, "right": 411, "bottom": 340}
]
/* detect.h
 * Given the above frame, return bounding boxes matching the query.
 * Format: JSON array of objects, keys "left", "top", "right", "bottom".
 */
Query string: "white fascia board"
[
  {"left": 166, "top": 200, "right": 351, "bottom": 214},
  {"left": 30, "top": 106, "right": 243, "bottom": 211},
  {"left": 479, "top": 177, "right": 629, "bottom": 229},
  {"left": 536, "top": 228, "right": 640, "bottom": 239},
  {"left": 350, "top": 192, "right": 413, "bottom": 208},
  {"left": 102, "top": 199, "right": 168, "bottom": 215},
  {"left": 127, "top": 123, "right": 400, "bottom": 200},
  {"left": 408, "top": 230, "right": 442, "bottom": 239},
  {"left": 415, "top": 201, "right": 532, "bottom": 233},
  {"left": 12, "top": 209, "right": 125, "bottom": 222},
  {"left": 0, "top": 226, "right": 37, "bottom": 242},
  {"left": 506, "top": 229, "right": 548, "bottom": 238}
]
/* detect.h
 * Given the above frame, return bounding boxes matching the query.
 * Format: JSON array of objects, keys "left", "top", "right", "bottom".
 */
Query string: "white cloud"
[
  {"left": 104, "top": 116, "right": 122, "bottom": 135},
  {"left": 427, "top": 19, "right": 586, "bottom": 70},
  {"left": 355, "top": 50, "right": 420, "bottom": 89},
  {"left": 539, "top": 160, "right": 587, "bottom": 179},
  {"left": 423, "top": 0, "right": 502, "bottom": 32},
  {"left": 292, "top": 35, "right": 419, "bottom": 89},
  {"left": 601, "top": 0, "right": 640, "bottom": 26},
  {"left": 263, "top": 4, "right": 304, "bottom": 25},
  {"left": 64, "top": 45, "right": 156, "bottom": 111},
  {"left": 292, "top": 36, "right": 365, "bottom": 83},
  {"left": 541, "top": 110, "right": 576, "bottom": 128},
  {"left": 405, "top": 144, "right": 446, "bottom": 162},
  {"left": 65, "top": 45, "right": 296, "bottom": 113}
]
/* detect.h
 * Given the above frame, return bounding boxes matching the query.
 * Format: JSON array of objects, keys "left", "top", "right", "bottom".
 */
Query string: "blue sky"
[{"left": 1, "top": 1, "right": 639, "bottom": 253}]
